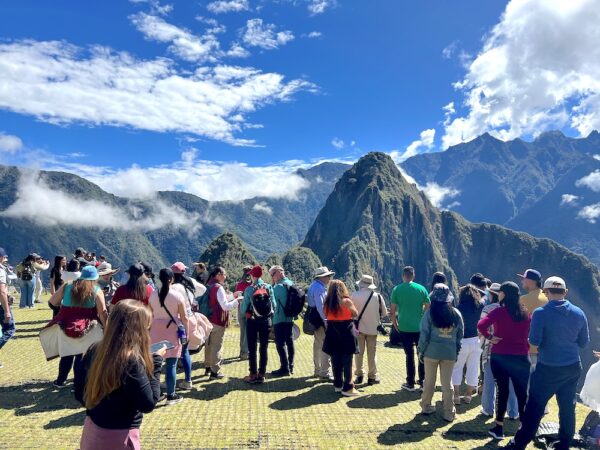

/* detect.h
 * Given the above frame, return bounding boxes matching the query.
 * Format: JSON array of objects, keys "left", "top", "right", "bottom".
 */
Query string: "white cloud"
[
  {"left": 242, "top": 19, "right": 294, "bottom": 50},
  {"left": 307, "top": 0, "right": 336, "bottom": 15},
  {"left": 0, "top": 133, "right": 23, "bottom": 154},
  {"left": 443, "top": 0, "right": 600, "bottom": 149},
  {"left": 442, "top": 41, "right": 458, "bottom": 59},
  {"left": 0, "top": 169, "right": 205, "bottom": 232},
  {"left": 421, "top": 182, "right": 460, "bottom": 208},
  {"left": 252, "top": 201, "right": 273, "bottom": 215},
  {"left": 392, "top": 129, "right": 436, "bottom": 162},
  {"left": 207, "top": 0, "right": 249, "bottom": 14},
  {"left": 306, "top": 31, "right": 322, "bottom": 39},
  {"left": 576, "top": 170, "right": 600, "bottom": 192},
  {"left": 331, "top": 137, "right": 344, "bottom": 149},
  {"left": 593, "top": 154, "right": 600, "bottom": 161},
  {"left": 131, "top": 12, "right": 221, "bottom": 62},
  {"left": 577, "top": 203, "right": 600, "bottom": 223},
  {"left": 560, "top": 194, "right": 579, "bottom": 205},
  {"left": 0, "top": 40, "right": 315, "bottom": 146}
]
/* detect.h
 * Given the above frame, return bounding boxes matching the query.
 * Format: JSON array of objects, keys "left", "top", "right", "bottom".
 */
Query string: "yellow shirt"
[{"left": 520, "top": 288, "right": 548, "bottom": 354}]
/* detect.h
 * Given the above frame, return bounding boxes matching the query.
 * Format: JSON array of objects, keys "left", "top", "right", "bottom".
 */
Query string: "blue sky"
[
  {"left": 1, "top": 0, "right": 599, "bottom": 203},
  {"left": 0, "top": 1, "right": 506, "bottom": 167}
]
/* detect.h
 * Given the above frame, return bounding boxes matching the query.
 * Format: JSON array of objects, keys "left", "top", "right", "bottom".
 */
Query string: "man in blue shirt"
[
  {"left": 509, "top": 276, "right": 590, "bottom": 450},
  {"left": 307, "top": 266, "right": 334, "bottom": 380}
]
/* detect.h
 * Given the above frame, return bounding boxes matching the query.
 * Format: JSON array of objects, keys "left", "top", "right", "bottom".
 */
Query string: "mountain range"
[{"left": 401, "top": 131, "right": 600, "bottom": 265}]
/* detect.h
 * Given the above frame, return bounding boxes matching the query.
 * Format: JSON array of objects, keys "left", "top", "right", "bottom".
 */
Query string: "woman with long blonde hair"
[
  {"left": 322, "top": 279, "right": 360, "bottom": 397},
  {"left": 74, "top": 300, "right": 166, "bottom": 450}
]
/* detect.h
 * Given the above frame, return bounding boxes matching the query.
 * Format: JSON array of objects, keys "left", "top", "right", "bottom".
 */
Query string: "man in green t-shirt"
[{"left": 390, "top": 266, "right": 431, "bottom": 391}]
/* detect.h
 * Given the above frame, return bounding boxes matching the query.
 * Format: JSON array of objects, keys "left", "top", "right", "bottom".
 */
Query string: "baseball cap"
[
  {"left": 170, "top": 262, "right": 188, "bottom": 274},
  {"left": 517, "top": 269, "right": 542, "bottom": 282},
  {"left": 248, "top": 265, "right": 263, "bottom": 278},
  {"left": 0, "top": 247, "right": 7, "bottom": 258},
  {"left": 543, "top": 276, "right": 567, "bottom": 290}
]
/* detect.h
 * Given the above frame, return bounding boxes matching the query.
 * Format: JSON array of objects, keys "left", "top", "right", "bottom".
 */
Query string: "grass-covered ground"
[{"left": 0, "top": 298, "right": 591, "bottom": 449}]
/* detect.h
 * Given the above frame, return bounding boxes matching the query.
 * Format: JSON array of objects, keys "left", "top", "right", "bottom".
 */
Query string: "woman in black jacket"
[{"left": 74, "top": 300, "right": 166, "bottom": 450}]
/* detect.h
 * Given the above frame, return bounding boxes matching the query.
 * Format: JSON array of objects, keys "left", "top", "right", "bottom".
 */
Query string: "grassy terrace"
[{"left": 0, "top": 299, "right": 591, "bottom": 449}]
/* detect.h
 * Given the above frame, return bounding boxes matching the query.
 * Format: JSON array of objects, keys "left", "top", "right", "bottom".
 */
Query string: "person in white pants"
[{"left": 452, "top": 284, "right": 485, "bottom": 403}]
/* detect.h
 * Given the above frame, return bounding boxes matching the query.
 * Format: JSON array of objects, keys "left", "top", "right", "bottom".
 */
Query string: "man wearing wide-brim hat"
[
  {"left": 351, "top": 274, "right": 388, "bottom": 386},
  {"left": 307, "top": 266, "right": 335, "bottom": 380},
  {"left": 97, "top": 262, "right": 120, "bottom": 305}
]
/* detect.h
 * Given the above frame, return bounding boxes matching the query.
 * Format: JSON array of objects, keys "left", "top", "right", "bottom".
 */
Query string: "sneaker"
[
  {"left": 334, "top": 387, "right": 343, "bottom": 393},
  {"left": 453, "top": 395, "right": 461, "bottom": 405},
  {"left": 157, "top": 393, "right": 167, "bottom": 403},
  {"left": 488, "top": 425, "right": 505, "bottom": 440},
  {"left": 463, "top": 395, "right": 472, "bottom": 404},
  {"left": 255, "top": 375, "right": 265, "bottom": 384},
  {"left": 368, "top": 377, "right": 381, "bottom": 385},
  {"left": 443, "top": 414, "right": 456, "bottom": 423},
  {"left": 178, "top": 380, "right": 193, "bottom": 391},
  {"left": 52, "top": 380, "right": 67, "bottom": 388},
  {"left": 401, "top": 383, "right": 417, "bottom": 392},
  {"left": 480, "top": 408, "right": 493, "bottom": 417},
  {"left": 421, "top": 405, "right": 436, "bottom": 415},
  {"left": 165, "top": 394, "right": 183, "bottom": 406},
  {"left": 204, "top": 368, "right": 211, "bottom": 376},
  {"left": 320, "top": 374, "right": 334, "bottom": 382},
  {"left": 289, "top": 366, "right": 294, "bottom": 375},
  {"left": 270, "top": 368, "right": 290, "bottom": 377},
  {"left": 341, "top": 388, "right": 360, "bottom": 397},
  {"left": 239, "top": 353, "right": 249, "bottom": 361},
  {"left": 209, "top": 371, "right": 225, "bottom": 380},
  {"left": 354, "top": 375, "right": 364, "bottom": 385},
  {"left": 418, "top": 384, "right": 424, "bottom": 393},
  {"left": 243, "top": 374, "right": 257, "bottom": 384}
]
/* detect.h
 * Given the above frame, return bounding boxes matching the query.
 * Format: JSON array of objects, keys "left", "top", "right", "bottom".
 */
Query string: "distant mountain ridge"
[{"left": 401, "top": 130, "right": 600, "bottom": 265}]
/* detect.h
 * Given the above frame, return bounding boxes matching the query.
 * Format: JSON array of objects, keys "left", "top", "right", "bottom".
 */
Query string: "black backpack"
[
  {"left": 251, "top": 287, "right": 273, "bottom": 319},
  {"left": 284, "top": 284, "right": 306, "bottom": 317},
  {"left": 20, "top": 265, "right": 33, "bottom": 281}
]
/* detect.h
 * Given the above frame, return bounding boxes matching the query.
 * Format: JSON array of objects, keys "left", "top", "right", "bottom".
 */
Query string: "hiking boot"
[
  {"left": 488, "top": 424, "right": 505, "bottom": 440},
  {"left": 401, "top": 383, "right": 417, "bottom": 392},
  {"left": 341, "top": 388, "right": 360, "bottom": 397},
  {"left": 367, "top": 377, "right": 381, "bottom": 385},
  {"left": 157, "top": 393, "right": 167, "bottom": 403},
  {"left": 243, "top": 374, "right": 258, "bottom": 384},
  {"left": 270, "top": 368, "right": 290, "bottom": 377},
  {"left": 209, "top": 371, "right": 225, "bottom": 380},
  {"left": 421, "top": 405, "right": 436, "bottom": 415},
  {"left": 165, "top": 394, "right": 183, "bottom": 406},
  {"left": 255, "top": 374, "right": 265, "bottom": 384},
  {"left": 53, "top": 380, "right": 67, "bottom": 389},
  {"left": 178, "top": 380, "right": 193, "bottom": 390},
  {"left": 354, "top": 375, "right": 364, "bottom": 385}
]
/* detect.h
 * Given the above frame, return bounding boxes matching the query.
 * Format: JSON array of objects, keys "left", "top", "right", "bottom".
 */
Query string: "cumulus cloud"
[
  {"left": 0, "top": 132, "right": 23, "bottom": 154},
  {"left": 242, "top": 19, "right": 295, "bottom": 50},
  {"left": 594, "top": 154, "right": 600, "bottom": 161},
  {"left": 307, "top": 0, "right": 336, "bottom": 15},
  {"left": 576, "top": 170, "right": 600, "bottom": 192},
  {"left": 130, "top": 12, "right": 221, "bottom": 62},
  {"left": 207, "top": 0, "right": 249, "bottom": 14},
  {"left": 391, "top": 129, "right": 436, "bottom": 162},
  {"left": 443, "top": 0, "right": 600, "bottom": 149},
  {"left": 252, "top": 201, "right": 273, "bottom": 215},
  {"left": 421, "top": 182, "right": 460, "bottom": 208},
  {"left": 561, "top": 194, "right": 580, "bottom": 206},
  {"left": 306, "top": 31, "right": 322, "bottom": 38},
  {"left": 0, "top": 40, "right": 315, "bottom": 146},
  {"left": 578, "top": 203, "right": 600, "bottom": 223},
  {"left": 331, "top": 137, "right": 344, "bottom": 149},
  {"left": 0, "top": 170, "right": 206, "bottom": 232}
]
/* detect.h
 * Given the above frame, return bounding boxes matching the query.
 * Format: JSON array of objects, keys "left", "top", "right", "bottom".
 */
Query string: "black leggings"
[
  {"left": 490, "top": 353, "right": 530, "bottom": 422},
  {"left": 331, "top": 353, "right": 353, "bottom": 391},
  {"left": 57, "top": 354, "right": 83, "bottom": 384},
  {"left": 247, "top": 319, "right": 270, "bottom": 375}
]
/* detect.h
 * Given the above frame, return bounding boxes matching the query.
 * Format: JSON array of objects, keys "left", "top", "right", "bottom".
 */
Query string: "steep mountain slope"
[
  {"left": 304, "top": 152, "right": 600, "bottom": 369},
  {"left": 401, "top": 131, "right": 600, "bottom": 264}
]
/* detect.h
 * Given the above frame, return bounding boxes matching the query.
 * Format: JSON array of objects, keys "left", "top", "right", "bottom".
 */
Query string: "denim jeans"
[
  {"left": 0, "top": 304, "right": 16, "bottom": 350},
  {"left": 164, "top": 357, "right": 178, "bottom": 396},
  {"left": 331, "top": 353, "right": 353, "bottom": 391},
  {"left": 19, "top": 277, "right": 36, "bottom": 308},
  {"left": 513, "top": 362, "right": 582, "bottom": 450},
  {"left": 180, "top": 343, "right": 191, "bottom": 382},
  {"left": 274, "top": 322, "right": 294, "bottom": 372},
  {"left": 481, "top": 360, "right": 518, "bottom": 417}
]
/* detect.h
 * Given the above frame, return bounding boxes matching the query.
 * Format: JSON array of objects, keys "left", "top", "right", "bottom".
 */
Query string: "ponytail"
[{"left": 158, "top": 268, "right": 173, "bottom": 307}]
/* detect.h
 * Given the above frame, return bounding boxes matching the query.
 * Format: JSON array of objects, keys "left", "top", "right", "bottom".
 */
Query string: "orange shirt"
[{"left": 325, "top": 300, "right": 353, "bottom": 321}]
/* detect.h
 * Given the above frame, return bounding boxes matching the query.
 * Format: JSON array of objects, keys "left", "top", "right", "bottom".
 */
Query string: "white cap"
[{"left": 543, "top": 276, "right": 567, "bottom": 290}]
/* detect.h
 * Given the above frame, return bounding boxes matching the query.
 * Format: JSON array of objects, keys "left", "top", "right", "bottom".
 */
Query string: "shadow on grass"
[
  {"left": 377, "top": 413, "right": 449, "bottom": 446},
  {"left": 269, "top": 384, "right": 340, "bottom": 410},
  {"left": 346, "top": 390, "right": 418, "bottom": 409},
  {"left": 44, "top": 410, "right": 86, "bottom": 429},
  {"left": 0, "top": 381, "right": 81, "bottom": 417}
]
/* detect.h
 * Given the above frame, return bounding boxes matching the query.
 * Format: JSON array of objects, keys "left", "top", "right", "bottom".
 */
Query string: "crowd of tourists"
[{"left": 0, "top": 245, "right": 599, "bottom": 450}]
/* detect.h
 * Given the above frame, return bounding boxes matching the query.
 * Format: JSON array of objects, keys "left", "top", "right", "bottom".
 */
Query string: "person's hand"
[
  {"left": 490, "top": 336, "right": 503, "bottom": 345},
  {"left": 233, "top": 291, "right": 242, "bottom": 299},
  {"left": 392, "top": 322, "right": 399, "bottom": 332},
  {"left": 3, "top": 312, "right": 10, "bottom": 324},
  {"left": 153, "top": 344, "right": 167, "bottom": 357}
]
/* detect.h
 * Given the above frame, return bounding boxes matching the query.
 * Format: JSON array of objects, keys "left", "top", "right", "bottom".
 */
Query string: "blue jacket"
[
  {"left": 272, "top": 277, "right": 294, "bottom": 325},
  {"left": 529, "top": 299, "right": 589, "bottom": 367}
]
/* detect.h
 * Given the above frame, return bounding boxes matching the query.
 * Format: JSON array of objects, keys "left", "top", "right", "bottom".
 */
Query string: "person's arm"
[
  {"left": 378, "top": 294, "right": 388, "bottom": 319},
  {"left": 49, "top": 275, "right": 56, "bottom": 295},
  {"left": 216, "top": 286, "right": 238, "bottom": 311},
  {"left": 192, "top": 279, "right": 207, "bottom": 298},
  {"left": 390, "top": 287, "right": 399, "bottom": 330},
  {"left": 49, "top": 283, "right": 66, "bottom": 307},
  {"left": 417, "top": 312, "right": 430, "bottom": 356},
  {"left": 577, "top": 314, "right": 590, "bottom": 349},
  {"left": 95, "top": 290, "right": 108, "bottom": 328},
  {"left": 130, "top": 356, "right": 163, "bottom": 413},
  {"left": 315, "top": 286, "right": 327, "bottom": 323},
  {"left": 527, "top": 310, "right": 543, "bottom": 347},
  {"left": 344, "top": 298, "right": 359, "bottom": 318},
  {"left": 422, "top": 287, "right": 431, "bottom": 311},
  {"left": 0, "top": 281, "right": 10, "bottom": 324},
  {"left": 241, "top": 287, "right": 251, "bottom": 315},
  {"left": 177, "top": 295, "right": 191, "bottom": 335},
  {"left": 477, "top": 308, "right": 496, "bottom": 340},
  {"left": 456, "top": 311, "right": 464, "bottom": 357}
]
